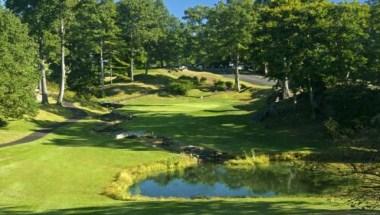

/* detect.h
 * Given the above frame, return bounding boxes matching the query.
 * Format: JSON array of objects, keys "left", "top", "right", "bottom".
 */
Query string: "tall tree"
[
  {"left": 207, "top": 0, "right": 256, "bottom": 91},
  {"left": 183, "top": 6, "right": 210, "bottom": 67},
  {"left": 5, "top": 0, "right": 60, "bottom": 104},
  {"left": 56, "top": 0, "right": 77, "bottom": 106},
  {"left": 368, "top": 0, "right": 380, "bottom": 83},
  {"left": 255, "top": 0, "right": 369, "bottom": 117},
  {"left": 117, "top": 0, "right": 160, "bottom": 81},
  {"left": 68, "top": 0, "right": 119, "bottom": 96},
  {"left": 0, "top": 8, "right": 39, "bottom": 121}
]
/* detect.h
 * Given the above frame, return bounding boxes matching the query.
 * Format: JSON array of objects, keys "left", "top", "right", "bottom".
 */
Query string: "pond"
[{"left": 129, "top": 163, "right": 354, "bottom": 198}]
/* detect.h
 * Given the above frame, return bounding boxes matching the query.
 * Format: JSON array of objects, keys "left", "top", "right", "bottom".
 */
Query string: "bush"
[
  {"left": 103, "top": 156, "right": 197, "bottom": 200},
  {"left": 166, "top": 80, "right": 194, "bottom": 95},
  {"left": 213, "top": 80, "right": 226, "bottom": 91},
  {"left": 0, "top": 119, "right": 7, "bottom": 127},
  {"left": 225, "top": 81, "right": 233, "bottom": 90},
  {"left": 178, "top": 75, "right": 200, "bottom": 86},
  {"left": 325, "top": 86, "right": 380, "bottom": 129},
  {"left": 225, "top": 150, "right": 270, "bottom": 168},
  {"left": 324, "top": 118, "right": 341, "bottom": 139},
  {"left": 200, "top": 77, "right": 207, "bottom": 84}
]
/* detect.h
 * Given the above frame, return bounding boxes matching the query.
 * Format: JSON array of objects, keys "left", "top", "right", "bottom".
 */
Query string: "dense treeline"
[{"left": 0, "top": 0, "right": 380, "bottom": 124}]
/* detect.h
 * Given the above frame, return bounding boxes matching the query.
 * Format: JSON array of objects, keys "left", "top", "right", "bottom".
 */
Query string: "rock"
[{"left": 115, "top": 131, "right": 147, "bottom": 140}]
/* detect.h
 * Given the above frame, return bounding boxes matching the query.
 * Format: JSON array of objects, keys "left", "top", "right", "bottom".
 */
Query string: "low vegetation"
[{"left": 104, "top": 155, "right": 197, "bottom": 200}]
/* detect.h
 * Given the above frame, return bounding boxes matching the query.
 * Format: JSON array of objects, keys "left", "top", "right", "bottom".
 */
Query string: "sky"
[{"left": 164, "top": 0, "right": 220, "bottom": 19}]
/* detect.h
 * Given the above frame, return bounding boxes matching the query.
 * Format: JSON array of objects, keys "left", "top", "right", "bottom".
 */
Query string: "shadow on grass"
[
  {"left": 134, "top": 74, "right": 175, "bottom": 87},
  {"left": 40, "top": 120, "right": 163, "bottom": 152},
  {"left": 104, "top": 84, "right": 157, "bottom": 97},
  {"left": 0, "top": 200, "right": 373, "bottom": 215}
]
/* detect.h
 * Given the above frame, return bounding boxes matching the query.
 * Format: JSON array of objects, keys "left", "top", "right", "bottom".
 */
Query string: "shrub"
[
  {"left": 103, "top": 156, "right": 197, "bottom": 200},
  {"left": 200, "top": 77, "right": 207, "bottom": 84},
  {"left": 178, "top": 75, "right": 200, "bottom": 86},
  {"left": 225, "top": 150, "right": 270, "bottom": 168},
  {"left": 0, "top": 119, "right": 7, "bottom": 127},
  {"left": 166, "top": 80, "right": 194, "bottom": 95},
  {"left": 324, "top": 118, "right": 341, "bottom": 139},
  {"left": 213, "top": 80, "right": 226, "bottom": 91},
  {"left": 325, "top": 86, "right": 380, "bottom": 129},
  {"left": 225, "top": 81, "right": 233, "bottom": 90}
]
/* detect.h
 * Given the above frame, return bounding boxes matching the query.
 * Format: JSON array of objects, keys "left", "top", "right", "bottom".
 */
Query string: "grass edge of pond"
[{"left": 103, "top": 155, "right": 198, "bottom": 200}]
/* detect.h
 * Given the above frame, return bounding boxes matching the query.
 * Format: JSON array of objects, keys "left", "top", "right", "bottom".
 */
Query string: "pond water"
[{"left": 129, "top": 163, "right": 353, "bottom": 198}]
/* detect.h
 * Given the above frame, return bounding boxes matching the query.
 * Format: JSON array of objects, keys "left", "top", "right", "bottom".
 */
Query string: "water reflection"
[{"left": 130, "top": 163, "right": 354, "bottom": 198}]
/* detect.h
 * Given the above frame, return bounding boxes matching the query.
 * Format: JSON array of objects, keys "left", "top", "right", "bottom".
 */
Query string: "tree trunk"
[
  {"left": 283, "top": 76, "right": 291, "bottom": 99},
  {"left": 57, "top": 18, "right": 66, "bottom": 106},
  {"left": 145, "top": 59, "right": 149, "bottom": 75},
  {"left": 40, "top": 59, "right": 49, "bottom": 104},
  {"left": 130, "top": 53, "right": 134, "bottom": 82},
  {"left": 110, "top": 57, "right": 113, "bottom": 86},
  {"left": 234, "top": 54, "right": 241, "bottom": 92},
  {"left": 100, "top": 40, "right": 105, "bottom": 97},
  {"left": 308, "top": 76, "right": 317, "bottom": 119},
  {"left": 264, "top": 62, "right": 269, "bottom": 76},
  {"left": 160, "top": 59, "right": 164, "bottom": 68}
]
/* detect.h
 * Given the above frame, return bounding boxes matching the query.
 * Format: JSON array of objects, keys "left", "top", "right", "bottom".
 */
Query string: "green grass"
[
  {"left": 118, "top": 88, "right": 328, "bottom": 154},
  {"left": 0, "top": 105, "right": 72, "bottom": 145},
  {"left": 0, "top": 70, "right": 371, "bottom": 214},
  {"left": 0, "top": 119, "right": 176, "bottom": 212},
  {"left": 0, "top": 197, "right": 366, "bottom": 214}
]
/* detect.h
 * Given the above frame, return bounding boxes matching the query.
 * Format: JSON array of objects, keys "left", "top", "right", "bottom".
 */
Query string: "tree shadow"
[
  {"left": 40, "top": 120, "right": 163, "bottom": 152},
  {"left": 0, "top": 200, "right": 373, "bottom": 215},
  {"left": 104, "top": 84, "right": 157, "bottom": 97},
  {"left": 134, "top": 74, "right": 175, "bottom": 87}
]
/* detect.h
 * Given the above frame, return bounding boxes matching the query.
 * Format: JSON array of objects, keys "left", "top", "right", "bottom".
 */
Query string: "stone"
[{"left": 115, "top": 131, "right": 147, "bottom": 140}]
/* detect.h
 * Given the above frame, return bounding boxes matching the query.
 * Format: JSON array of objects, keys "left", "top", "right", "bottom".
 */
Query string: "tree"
[
  {"left": 117, "top": 0, "right": 161, "bottom": 81},
  {"left": 183, "top": 6, "right": 211, "bottom": 67},
  {"left": 143, "top": 0, "right": 170, "bottom": 73},
  {"left": 68, "top": 0, "right": 119, "bottom": 96},
  {"left": 55, "top": 0, "right": 77, "bottom": 106},
  {"left": 5, "top": 0, "right": 60, "bottom": 105},
  {"left": 368, "top": 0, "right": 380, "bottom": 83},
  {"left": 254, "top": 0, "right": 369, "bottom": 117},
  {"left": 0, "top": 8, "right": 39, "bottom": 121},
  {"left": 207, "top": 0, "right": 256, "bottom": 91}
]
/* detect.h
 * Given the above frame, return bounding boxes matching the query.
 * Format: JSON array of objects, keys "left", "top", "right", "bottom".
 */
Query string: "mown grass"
[
  {"left": 0, "top": 69, "right": 371, "bottom": 214},
  {"left": 118, "top": 89, "right": 328, "bottom": 154},
  {"left": 0, "top": 105, "right": 73, "bottom": 145}
]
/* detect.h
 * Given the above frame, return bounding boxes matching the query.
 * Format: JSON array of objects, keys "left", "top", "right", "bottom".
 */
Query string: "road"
[{"left": 222, "top": 74, "right": 275, "bottom": 86}]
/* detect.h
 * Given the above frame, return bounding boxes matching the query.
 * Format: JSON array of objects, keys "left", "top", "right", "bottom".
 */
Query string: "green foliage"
[
  {"left": 225, "top": 150, "right": 270, "bottom": 168},
  {"left": 104, "top": 156, "right": 197, "bottom": 200},
  {"left": 166, "top": 80, "right": 195, "bottom": 96},
  {"left": 0, "top": 9, "right": 39, "bottom": 120},
  {"left": 67, "top": 0, "right": 119, "bottom": 93},
  {"left": 225, "top": 81, "right": 234, "bottom": 90},
  {"left": 325, "top": 86, "right": 380, "bottom": 129},
  {"left": 213, "top": 80, "right": 226, "bottom": 91},
  {"left": 178, "top": 75, "right": 200, "bottom": 86},
  {"left": 324, "top": 118, "right": 341, "bottom": 139},
  {"left": 200, "top": 77, "right": 207, "bottom": 84}
]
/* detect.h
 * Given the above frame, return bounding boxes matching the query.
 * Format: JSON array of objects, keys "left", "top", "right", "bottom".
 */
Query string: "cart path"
[{"left": 0, "top": 103, "right": 87, "bottom": 149}]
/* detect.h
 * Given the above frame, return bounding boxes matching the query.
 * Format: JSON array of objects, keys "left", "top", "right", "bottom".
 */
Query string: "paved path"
[
  {"left": 222, "top": 74, "right": 275, "bottom": 86},
  {"left": 0, "top": 103, "right": 87, "bottom": 149}
]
